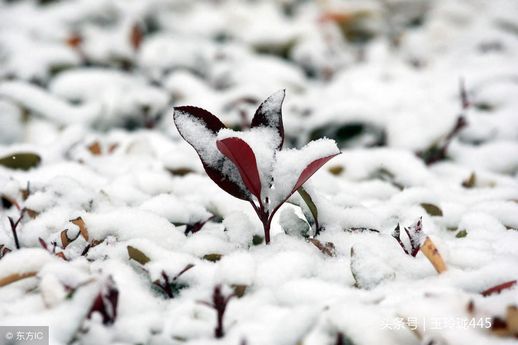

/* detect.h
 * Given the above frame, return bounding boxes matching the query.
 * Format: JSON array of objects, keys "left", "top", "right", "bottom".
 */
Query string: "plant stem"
[
  {"left": 8, "top": 208, "right": 25, "bottom": 250},
  {"left": 263, "top": 218, "right": 271, "bottom": 244},
  {"left": 215, "top": 307, "right": 225, "bottom": 338},
  {"left": 9, "top": 218, "right": 20, "bottom": 249}
]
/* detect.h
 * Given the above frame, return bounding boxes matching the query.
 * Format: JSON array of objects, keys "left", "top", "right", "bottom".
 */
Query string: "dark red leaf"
[
  {"left": 481, "top": 280, "right": 517, "bottom": 297},
  {"left": 38, "top": 238, "right": 48, "bottom": 251},
  {"left": 251, "top": 90, "right": 285, "bottom": 150},
  {"left": 217, "top": 138, "right": 262, "bottom": 200},
  {"left": 292, "top": 153, "right": 340, "bottom": 194},
  {"left": 88, "top": 277, "right": 119, "bottom": 325},
  {"left": 204, "top": 165, "right": 250, "bottom": 201},
  {"left": 174, "top": 107, "right": 249, "bottom": 201},
  {"left": 174, "top": 106, "right": 226, "bottom": 134}
]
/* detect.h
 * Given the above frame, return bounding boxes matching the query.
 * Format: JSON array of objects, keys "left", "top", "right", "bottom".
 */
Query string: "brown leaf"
[
  {"left": 203, "top": 253, "right": 222, "bottom": 262},
  {"left": 232, "top": 284, "right": 248, "bottom": 298},
  {"left": 462, "top": 172, "right": 476, "bottom": 188},
  {"left": 60, "top": 229, "right": 73, "bottom": 248},
  {"left": 167, "top": 167, "right": 195, "bottom": 176},
  {"left": 309, "top": 239, "right": 336, "bottom": 257},
  {"left": 127, "top": 246, "right": 151, "bottom": 265},
  {"left": 420, "top": 237, "right": 447, "bottom": 273},
  {"left": 0, "top": 244, "right": 11, "bottom": 259},
  {"left": 130, "top": 23, "right": 143, "bottom": 51},
  {"left": 87, "top": 142, "right": 102, "bottom": 155},
  {"left": 55, "top": 252, "right": 67, "bottom": 260},
  {"left": 491, "top": 305, "right": 518, "bottom": 338},
  {"left": 70, "top": 217, "right": 89, "bottom": 241},
  {"left": 467, "top": 300, "right": 475, "bottom": 314},
  {"left": 66, "top": 33, "right": 82, "bottom": 48},
  {"left": 0, "top": 271, "right": 37, "bottom": 287}
]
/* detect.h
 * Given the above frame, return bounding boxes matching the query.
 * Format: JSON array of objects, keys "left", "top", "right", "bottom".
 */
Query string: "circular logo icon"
[{"left": 5, "top": 332, "right": 13, "bottom": 340}]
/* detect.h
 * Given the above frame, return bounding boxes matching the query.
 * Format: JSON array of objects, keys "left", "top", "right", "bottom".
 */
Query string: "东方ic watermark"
[{"left": 0, "top": 326, "right": 49, "bottom": 345}]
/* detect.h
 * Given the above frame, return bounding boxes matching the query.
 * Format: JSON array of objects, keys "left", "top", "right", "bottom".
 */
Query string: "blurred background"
[{"left": 1, "top": 0, "right": 517, "bottom": 172}]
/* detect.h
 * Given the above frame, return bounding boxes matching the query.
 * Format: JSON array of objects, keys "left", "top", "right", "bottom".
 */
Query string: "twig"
[{"left": 8, "top": 208, "right": 26, "bottom": 249}]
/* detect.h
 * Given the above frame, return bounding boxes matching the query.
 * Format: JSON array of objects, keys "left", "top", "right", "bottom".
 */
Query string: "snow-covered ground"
[{"left": 1, "top": 0, "right": 518, "bottom": 344}]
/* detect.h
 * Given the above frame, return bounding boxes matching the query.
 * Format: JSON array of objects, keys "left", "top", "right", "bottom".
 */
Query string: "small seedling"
[
  {"left": 153, "top": 264, "right": 194, "bottom": 299},
  {"left": 173, "top": 91, "right": 340, "bottom": 243},
  {"left": 418, "top": 79, "right": 469, "bottom": 165},
  {"left": 8, "top": 207, "right": 26, "bottom": 249},
  {"left": 199, "top": 285, "right": 235, "bottom": 339},
  {"left": 392, "top": 218, "right": 447, "bottom": 273}
]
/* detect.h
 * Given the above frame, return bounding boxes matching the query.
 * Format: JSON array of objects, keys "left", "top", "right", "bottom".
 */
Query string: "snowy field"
[{"left": 1, "top": 0, "right": 518, "bottom": 344}]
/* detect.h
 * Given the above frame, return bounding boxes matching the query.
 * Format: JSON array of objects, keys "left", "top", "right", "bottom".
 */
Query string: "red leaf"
[
  {"left": 130, "top": 23, "right": 143, "bottom": 51},
  {"left": 292, "top": 153, "right": 340, "bottom": 194},
  {"left": 174, "top": 107, "right": 249, "bottom": 201},
  {"left": 174, "top": 106, "right": 226, "bottom": 134},
  {"left": 251, "top": 90, "right": 285, "bottom": 150},
  {"left": 481, "top": 280, "right": 517, "bottom": 297},
  {"left": 88, "top": 277, "right": 119, "bottom": 325},
  {"left": 217, "top": 137, "right": 262, "bottom": 200}
]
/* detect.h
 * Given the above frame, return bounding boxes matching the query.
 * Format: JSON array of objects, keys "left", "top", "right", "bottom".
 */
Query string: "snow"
[
  {"left": 0, "top": 0, "right": 518, "bottom": 344},
  {"left": 270, "top": 139, "right": 340, "bottom": 210}
]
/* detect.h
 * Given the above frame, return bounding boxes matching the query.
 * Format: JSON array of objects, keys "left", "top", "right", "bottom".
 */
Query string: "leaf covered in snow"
[{"left": 174, "top": 91, "right": 340, "bottom": 243}]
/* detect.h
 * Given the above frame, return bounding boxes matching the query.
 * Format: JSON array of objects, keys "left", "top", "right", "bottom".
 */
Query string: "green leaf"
[
  {"left": 252, "top": 235, "right": 263, "bottom": 246},
  {"left": 328, "top": 165, "right": 344, "bottom": 175},
  {"left": 421, "top": 203, "right": 443, "bottom": 216},
  {"left": 298, "top": 187, "right": 318, "bottom": 228},
  {"left": 462, "top": 172, "right": 476, "bottom": 188},
  {"left": 0, "top": 152, "right": 41, "bottom": 170},
  {"left": 127, "top": 246, "right": 151, "bottom": 265},
  {"left": 203, "top": 253, "right": 222, "bottom": 262},
  {"left": 456, "top": 230, "right": 468, "bottom": 238}
]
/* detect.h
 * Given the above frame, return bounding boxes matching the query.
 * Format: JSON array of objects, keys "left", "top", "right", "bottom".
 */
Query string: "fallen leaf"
[
  {"left": 66, "top": 33, "right": 82, "bottom": 48},
  {"left": 232, "top": 284, "right": 247, "bottom": 298},
  {"left": 328, "top": 165, "right": 344, "bottom": 175},
  {"left": 130, "top": 23, "right": 143, "bottom": 51},
  {"left": 0, "top": 152, "right": 41, "bottom": 170},
  {"left": 420, "top": 237, "right": 447, "bottom": 273},
  {"left": 26, "top": 209, "right": 39, "bottom": 219},
  {"left": 491, "top": 305, "right": 518, "bottom": 338},
  {"left": 462, "top": 172, "right": 476, "bottom": 188},
  {"left": 0, "top": 244, "right": 11, "bottom": 259},
  {"left": 127, "top": 246, "right": 151, "bottom": 265},
  {"left": 420, "top": 203, "right": 443, "bottom": 217},
  {"left": 309, "top": 238, "right": 336, "bottom": 257},
  {"left": 87, "top": 142, "right": 102, "bottom": 155},
  {"left": 456, "top": 230, "right": 468, "bottom": 238},
  {"left": 167, "top": 167, "right": 194, "bottom": 176},
  {"left": 70, "top": 217, "right": 89, "bottom": 241},
  {"left": 0, "top": 271, "right": 37, "bottom": 287},
  {"left": 203, "top": 253, "right": 222, "bottom": 262},
  {"left": 60, "top": 229, "right": 79, "bottom": 248}
]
